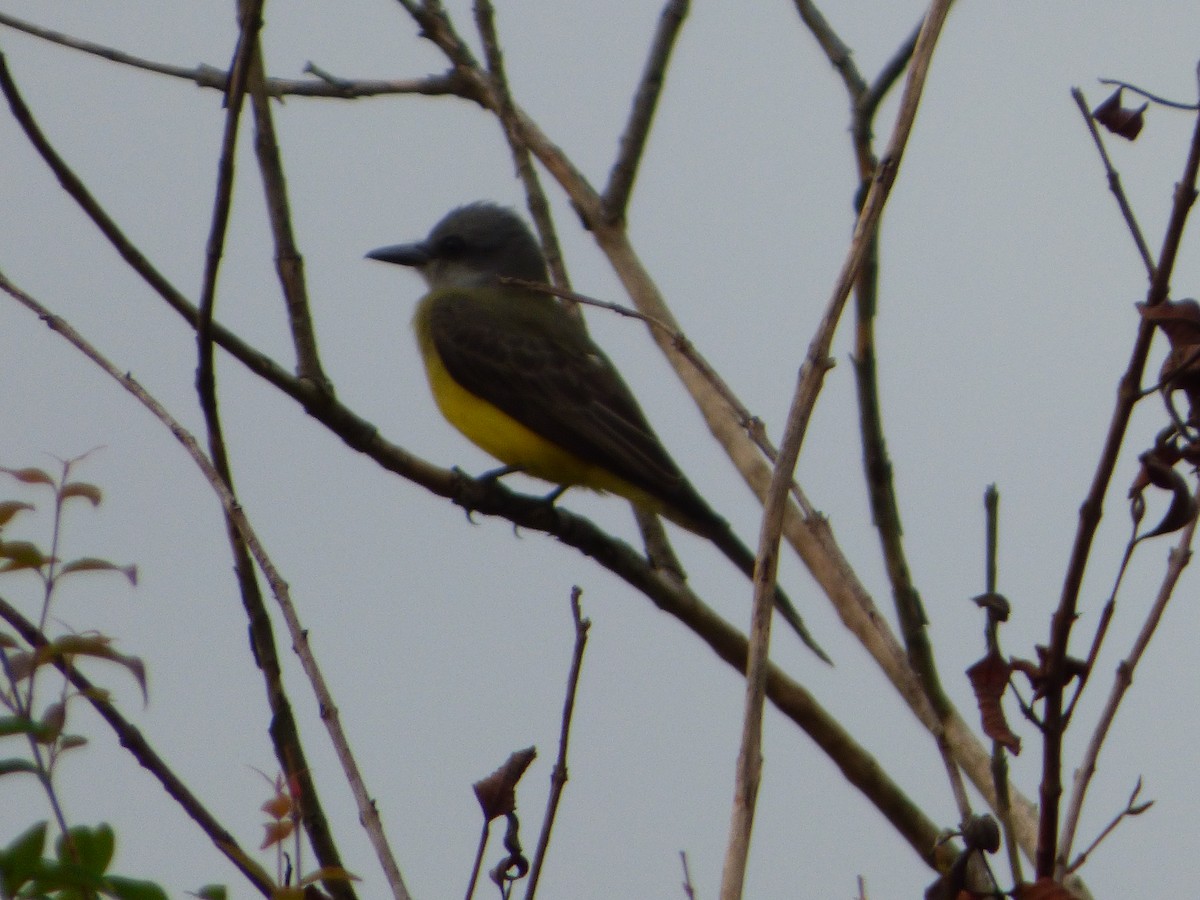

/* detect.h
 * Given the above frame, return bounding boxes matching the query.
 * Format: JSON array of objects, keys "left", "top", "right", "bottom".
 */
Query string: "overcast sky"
[{"left": 2, "top": 1, "right": 1199, "bottom": 897}]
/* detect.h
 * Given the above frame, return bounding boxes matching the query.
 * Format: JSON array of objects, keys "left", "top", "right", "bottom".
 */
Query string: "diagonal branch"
[
  {"left": 721, "top": 4, "right": 957, "bottom": 896},
  {"left": 601, "top": 0, "right": 689, "bottom": 222},
  {"left": 471, "top": 0, "right": 570, "bottom": 290}
]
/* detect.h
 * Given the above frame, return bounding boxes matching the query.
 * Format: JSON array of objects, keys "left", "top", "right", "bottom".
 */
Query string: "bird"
[{"left": 367, "top": 202, "right": 825, "bottom": 660}]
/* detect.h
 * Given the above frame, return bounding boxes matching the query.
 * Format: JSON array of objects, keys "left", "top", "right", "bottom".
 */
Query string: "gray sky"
[{"left": 2, "top": 1, "right": 1198, "bottom": 897}]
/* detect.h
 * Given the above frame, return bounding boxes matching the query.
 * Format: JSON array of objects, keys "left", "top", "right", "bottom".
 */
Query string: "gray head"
[{"left": 366, "top": 202, "right": 549, "bottom": 290}]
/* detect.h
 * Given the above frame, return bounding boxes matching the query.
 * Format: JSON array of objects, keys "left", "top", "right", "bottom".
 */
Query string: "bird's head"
[{"left": 367, "top": 202, "right": 549, "bottom": 291}]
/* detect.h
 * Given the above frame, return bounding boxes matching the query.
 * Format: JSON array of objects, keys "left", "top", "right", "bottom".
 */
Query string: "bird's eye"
[{"left": 437, "top": 234, "right": 466, "bottom": 256}]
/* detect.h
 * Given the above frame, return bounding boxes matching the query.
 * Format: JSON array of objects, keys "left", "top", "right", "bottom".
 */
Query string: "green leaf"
[
  {"left": 58, "top": 734, "right": 89, "bottom": 753},
  {"left": 103, "top": 874, "right": 170, "bottom": 900},
  {"left": 0, "top": 756, "right": 40, "bottom": 776},
  {"left": 58, "top": 557, "right": 138, "bottom": 586},
  {"left": 1, "top": 466, "right": 55, "bottom": 486},
  {"left": 60, "top": 482, "right": 103, "bottom": 507},
  {"left": 37, "top": 702, "right": 66, "bottom": 744},
  {"left": 0, "top": 539, "right": 52, "bottom": 572},
  {"left": 0, "top": 821, "right": 47, "bottom": 896},
  {"left": 0, "top": 713, "right": 40, "bottom": 738},
  {"left": 191, "top": 885, "right": 228, "bottom": 900},
  {"left": 27, "top": 856, "right": 109, "bottom": 896},
  {"left": 57, "top": 823, "right": 114, "bottom": 876}
]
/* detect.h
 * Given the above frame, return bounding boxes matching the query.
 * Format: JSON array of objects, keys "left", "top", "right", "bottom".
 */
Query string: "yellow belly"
[{"left": 414, "top": 313, "right": 664, "bottom": 512}]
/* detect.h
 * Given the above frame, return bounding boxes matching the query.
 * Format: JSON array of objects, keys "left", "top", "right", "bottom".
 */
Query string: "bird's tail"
[{"left": 705, "top": 520, "right": 831, "bottom": 664}]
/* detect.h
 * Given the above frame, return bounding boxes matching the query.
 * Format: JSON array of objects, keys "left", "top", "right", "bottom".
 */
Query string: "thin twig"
[
  {"left": 843, "top": 17, "right": 944, "bottom": 711},
  {"left": 1097, "top": 78, "right": 1199, "bottom": 111},
  {"left": 524, "top": 588, "right": 590, "bottom": 900},
  {"left": 1057, "top": 515, "right": 1195, "bottom": 875},
  {"left": 0, "top": 11, "right": 460, "bottom": 99},
  {"left": 1063, "top": 529, "right": 1137, "bottom": 725},
  {"left": 790, "top": 0, "right": 867, "bottom": 98},
  {"left": 249, "top": 60, "right": 330, "bottom": 388},
  {"left": 719, "top": 7, "right": 955, "bottom": 895},
  {"left": 1071, "top": 89, "right": 1156, "bottom": 275},
  {"left": 472, "top": 0, "right": 570, "bottom": 292},
  {"left": 602, "top": 0, "right": 689, "bottom": 222},
  {"left": 464, "top": 821, "right": 490, "bottom": 900},
  {"left": 1065, "top": 779, "right": 1153, "bottom": 875},
  {"left": 679, "top": 852, "right": 696, "bottom": 900}
]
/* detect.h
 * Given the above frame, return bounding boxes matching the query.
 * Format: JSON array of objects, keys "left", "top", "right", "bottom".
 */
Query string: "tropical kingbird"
[{"left": 367, "top": 203, "right": 824, "bottom": 659}]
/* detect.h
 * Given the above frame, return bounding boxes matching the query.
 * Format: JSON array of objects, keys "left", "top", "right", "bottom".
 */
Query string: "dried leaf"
[
  {"left": 960, "top": 814, "right": 1001, "bottom": 854},
  {"left": 1092, "top": 88, "right": 1146, "bottom": 140},
  {"left": 473, "top": 746, "right": 537, "bottom": 821},
  {"left": 1130, "top": 450, "right": 1196, "bottom": 539},
  {"left": 971, "top": 592, "right": 1010, "bottom": 622},
  {"left": 966, "top": 654, "right": 1021, "bottom": 753},
  {"left": 1138, "top": 298, "right": 1200, "bottom": 346}
]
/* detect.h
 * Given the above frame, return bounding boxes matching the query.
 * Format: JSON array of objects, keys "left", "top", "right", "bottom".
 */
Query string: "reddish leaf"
[
  {"left": 261, "top": 791, "right": 293, "bottom": 821},
  {"left": 0, "top": 501, "right": 34, "bottom": 528},
  {"left": 259, "top": 819, "right": 293, "bottom": 849},
  {"left": 1092, "top": 88, "right": 1146, "bottom": 140},
  {"left": 473, "top": 746, "right": 537, "bottom": 821},
  {"left": 59, "top": 481, "right": 102, "bottom": 507},
  {"left": 1011, "top": 648, "right": 1084, "bottom": 698},
  {"left": 0, "top": 467, "right": 55, "bottom": 487},
  {"left": 966, "top": 653, "right": 1021, "bottom": 753}
]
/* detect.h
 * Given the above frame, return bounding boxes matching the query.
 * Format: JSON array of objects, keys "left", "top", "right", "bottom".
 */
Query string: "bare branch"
[
  {"left": 523, "top": 589, "right": 590, "bottom": 900},
  {"left": 602, "top": 0, "right": 690, "bottom": 222},
  {"left": 790, "top": 0, "right": 867, "bottom": 98},
  {"left": 472, "top": 0, "right": 570, "bottom": 291},
  {"left": 1098, "top": 77, "right": 1199, "bottom": 111},
  {"left": 1066, "top": 779, "right": 1155, "bottom": 875},
  {"left": 1071, "top": 88, "right": 1155, "bottom": 275},
  {"left": 1058, "top": 516, "right": 1196, "bottom": 873},
  {"left": 250, "top": 66, "right": 330, "bottom": 387}
]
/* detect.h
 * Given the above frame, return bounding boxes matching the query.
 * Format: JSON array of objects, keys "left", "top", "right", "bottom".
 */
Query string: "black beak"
[{"left": 365, "top": 241, "right": 429, "bottom": 267}]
